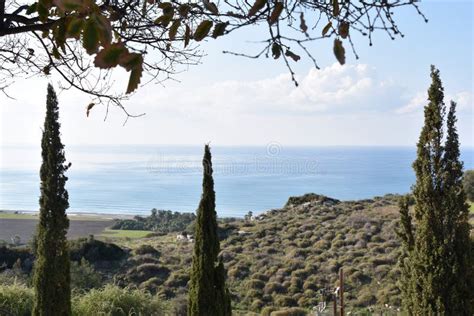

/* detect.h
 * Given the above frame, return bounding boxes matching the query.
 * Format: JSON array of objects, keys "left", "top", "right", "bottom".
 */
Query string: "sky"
[{"left": 0, "top": 0, "right": 473, "bottom": 148}]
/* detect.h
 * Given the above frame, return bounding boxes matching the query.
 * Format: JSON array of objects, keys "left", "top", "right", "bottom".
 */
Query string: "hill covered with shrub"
[
  {"left": 114, "top": 193, "right": 407, "bottom": 314},
  {"left": 2, "top": 193, "right": 472, "bottom": 315}
]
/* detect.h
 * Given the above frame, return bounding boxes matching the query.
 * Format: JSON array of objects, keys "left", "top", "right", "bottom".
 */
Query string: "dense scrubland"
[{"left": 1, "top": 192, "right": 473, "bottom": 315}]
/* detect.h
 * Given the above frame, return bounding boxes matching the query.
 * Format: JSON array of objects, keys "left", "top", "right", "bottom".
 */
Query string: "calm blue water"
[{"left": 0, "top": 145, "right": 473, "bottom": 217}]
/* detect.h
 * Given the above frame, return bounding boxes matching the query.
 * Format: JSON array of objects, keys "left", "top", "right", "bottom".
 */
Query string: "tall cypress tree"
[
  {"left": 441, "top": 101, "right": 473, "bottom": 314},
  {"left": 399, "top": 67, "right": 473, "bottom": 315},
  {"left": 188, "top": 145, "right": 231, "bottom": 316},
  {"left": 33, "top": 84, "right": 71, "bottom": 316},
  {"left": 409, "top": 65, "right": 446, "bottom": 315}
]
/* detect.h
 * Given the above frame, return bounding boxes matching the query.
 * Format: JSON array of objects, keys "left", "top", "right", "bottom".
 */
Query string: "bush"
[
  {"left": 70, "top": 258, "right": 102, "bottom": 291},
  {"left": 69, "top": 237, "right": 126, "bottom": 263},
  {"left": 134, "top": 245, "right": 160, "bottom": 257},
  {"left": 0, "top": 246, "right": 33, "bottom": 270},
  {"left": 270, "top": 307, "right": 307, "bottom": 316},
  {"left": 261, "top": 306, "right": 277, "bottom": 316},
  {"left": 0, "top": 283, "right": 34, "bottom": 316},
  {"left": 72, "top": 284, "right": 166, "bottom": 316}
]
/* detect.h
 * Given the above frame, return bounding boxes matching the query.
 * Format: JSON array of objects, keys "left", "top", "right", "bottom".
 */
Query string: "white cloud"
[
  {"left": 135, "top": 63, "right": 402, "bottom": 116},
  {"left": 1, "top": 63, "right": 472, "bottom": 147},
  {"left": 396, "top": 90, "right": 473, "bottom": 114}
]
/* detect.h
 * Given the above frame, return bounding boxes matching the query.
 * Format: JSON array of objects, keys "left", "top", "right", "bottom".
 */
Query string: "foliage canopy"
[{"left": 0, "top": 0, "right": 425, "bottom": 116}]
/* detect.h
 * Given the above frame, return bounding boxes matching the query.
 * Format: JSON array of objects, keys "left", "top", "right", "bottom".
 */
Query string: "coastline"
[{"left": 0, "top": 209, "right": 135, "bottom": 221}]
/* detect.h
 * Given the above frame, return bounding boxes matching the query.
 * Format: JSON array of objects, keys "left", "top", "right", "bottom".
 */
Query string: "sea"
[{"left": 0, "top": 145, "right": 473, "bottom": 217}]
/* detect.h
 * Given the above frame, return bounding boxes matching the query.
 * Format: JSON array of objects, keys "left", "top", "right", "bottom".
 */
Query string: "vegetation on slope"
[
  {"left": 2, "top": 193, "right": 472, "bottom": 314},
  {"left": 114, "top": 194, "right": 406, "bottom": 314}
]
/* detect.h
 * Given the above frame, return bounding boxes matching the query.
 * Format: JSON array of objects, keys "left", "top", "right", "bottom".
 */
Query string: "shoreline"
[{"left": 0, "top": 209, "right": 134, "bottom": 221}]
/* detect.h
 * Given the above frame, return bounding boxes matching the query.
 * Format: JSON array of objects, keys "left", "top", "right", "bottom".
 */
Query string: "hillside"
[
  {"left": 3, "top": 193, "right": 471, "bottom": 315},
  {"left": 114, "top": 194, "right": 405, "bottom": 314}
]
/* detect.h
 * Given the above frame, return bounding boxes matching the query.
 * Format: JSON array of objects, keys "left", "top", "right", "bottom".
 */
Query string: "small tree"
[
  {"left": 188, "top": 145, "right": 231, "bottom": 316},
  {"left": 398, "top": 67, "right": 473, "bottom": 315},
  {"left": 33, "top": 84, "right": 72, "bottom": 316}
]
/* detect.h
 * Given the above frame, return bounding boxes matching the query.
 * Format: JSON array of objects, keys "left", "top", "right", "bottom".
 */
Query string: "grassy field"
[
  {"left": 0, "top": 212, "right": 38, "bottom": 220},
  {"left": 100, "top": 229, "right": 152, "bottom": 239},
  {"left": 0, "top": 211, "right": 116, "bottom": 221}
]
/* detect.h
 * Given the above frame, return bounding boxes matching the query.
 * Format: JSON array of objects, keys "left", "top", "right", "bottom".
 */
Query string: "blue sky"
[{"left": 0, "top": 1, "right": 473, "bottom": 147}]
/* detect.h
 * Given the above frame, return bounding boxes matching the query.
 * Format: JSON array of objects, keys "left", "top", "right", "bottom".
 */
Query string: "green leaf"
[
  {"left": 248, "top": 0, "right": 266, "bottom": 17},
  {"left": 333, "top": 0, "right": 339, "bottom": 17},
  {"left": 94, "top": 43, "right": 127, "bottom": 68},
  {"left": 66, "top": 16, "right": 84, "bottom": 39},
  {"left": 271, "top": 42, "right": 281, "bottom": 59},
  {"left": 322, "top": 21, "right": 332, "bottom": 36},
  {"left": 212, "top": 22, "right": 227, "bottom": 39},
  {"left": 268, "top": 2, "right": 283, "bottom": 25},
  {"left": 193, "top": 20, "right": 213, "bottom": 41},
  {"left": 339, "top": 21, "right": 349, "bottom": 39},
  {"left": 82, "top": 16, "right": 100, "bottom": 54},
  {"left": 285, "top": 49, "right": 300, "bottom": 62},
  {"left": 169, "top": 20, "right": 181, "bottom": 40},
  {"left": 333, "top": 38, "right": 345, "bottom": 65}
]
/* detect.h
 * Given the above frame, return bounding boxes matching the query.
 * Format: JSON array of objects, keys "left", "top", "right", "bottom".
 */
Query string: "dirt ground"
[{"left": 0, "top": 218, "right": 114, "bottom": 243}]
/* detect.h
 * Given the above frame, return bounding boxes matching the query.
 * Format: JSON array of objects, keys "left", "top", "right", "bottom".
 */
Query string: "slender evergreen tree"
[
  {"left": 441, "top": 101, "right": 473, "bottom": 314},
  {"left": 398, "top": 67, "right": 473, "bottom": 315},
  {"left": 33, "top": 84, "right": 71, "bottom": 316},
  {"left": 188, "top": 145, "right": 231, "bottom": 316}
]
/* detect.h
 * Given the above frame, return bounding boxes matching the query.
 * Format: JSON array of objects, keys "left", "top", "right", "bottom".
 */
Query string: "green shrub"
[
  {"left": 71, "top": 258, "right": 102, "bottom": 291},
  {"left": 274, "top": 295, "right": 297, "bottom": 307},
  {"left": 0, "top": 246, "right": 33, "bottom": 270},
  {"left": 0, "top": 283, "right": 34, "bottom": 316},
  {"left": 134, "top": 245, "right": 160, "bottom": 257},
  {"left": 247, "top": 279, "right": 265, "bottom": 290},
  {"left": 261, "top": 306, "right": 277, "bottom": 316},
  {"left": 72, "top": 284, "right": 166, "bottom": 316},
  {"left": 270, "top": 307, "right": 307, "bottom": 316},
  {"left": 69, "top": 237, "right": 125, "bottom": 263}
]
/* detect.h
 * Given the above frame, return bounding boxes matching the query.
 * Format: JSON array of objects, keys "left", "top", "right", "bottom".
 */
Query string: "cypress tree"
[
  {"left": 188, "top": 145, "right": 231, "bottom": 316},
  {"left": 410, "top": 65, "right": 446, "bottom": 315},
  {"left": 33, "top": 84, "right": 71, "bottom": 316},
  {"left": 399, "top": 67, "right": 473, "bottom": 315},
  {"left": 441, "top": 101, "right": 472, "bottom": 314}
]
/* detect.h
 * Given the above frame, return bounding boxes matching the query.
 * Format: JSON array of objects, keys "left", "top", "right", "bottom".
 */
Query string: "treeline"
[{"left": 111, "top": 209, "right": 196, "bottom": 233}]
